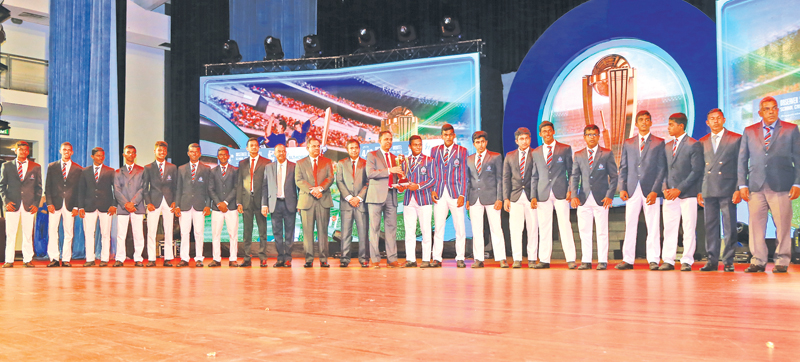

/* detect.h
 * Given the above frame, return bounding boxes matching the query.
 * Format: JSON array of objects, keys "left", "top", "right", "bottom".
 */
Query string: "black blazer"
[
  {"left": 0, "top": 159, "right": 43, "bottom": 209},
  {"left": 237, "top": 156, "right": 271, "bottom": 209},
  {"left": 78, "top": 164, "right": 116, "bottom": 212},
  {"left": 46, "top": 160, "right": 82, "bottom": 210},
  {"left": 664, "top": 136, "right": 704, "bottom": 198},
  {"left": 143, "top": 160, "right": 178, "bottom": 207},
  {"left": 176, "top": 162, "right": 212, "bottom": 211},
  {"left": 570, "top": 147, "right": 618, "bottom": 205},
  {"left": 209, "top": 164, "right": 238, "bottom": 211}
]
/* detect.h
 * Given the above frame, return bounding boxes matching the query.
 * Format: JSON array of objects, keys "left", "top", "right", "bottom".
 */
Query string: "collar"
[
  {"left": 125, "top": 162, "right": 135, "bottom": 169},
  {"left": 190, "top": 161, "right": 199, "bottom": 167},
  {"left": 518, "top": 147, "right": 529, "bottom": 155},
  {"left": 17, "top": 159, "right": 27, "bottom": 165},
  {"left": 477, "top": 150, "right": 487, "bottom": 159},
  {"left": 639, "top": 133, "right": 651, "bottom": 142},
  {"left": 762, "top": 119, "right": 777, "bottom": 129},
  {"left": 157, "top": 160, "right": 165, "bottom": 167},
  {"left": 588, "top": 145, "right": 598, "bottom": 155},
  {"left": 349, "top": 157, "right": 359, "bottom": 163},
  {"left": 711, "top": 129, "right": 725, "bottom": 137},
  {"left": 310, "top": 156, "right": 319, "bottom": 164},
  {"left": 443, "top": 143, "right": 454, "bottom": 152},
  {"left": 219, "top": 163, "right": 228, "bottom": 169},
  {"left": 277, "top": 160, "right": 288, "bottom": 167},
  {"left": 673, "top": 133, "right": 687, "bottom": 145},
  {"left": 249, "top": 155, "right": 260, "bottom": 162},
  {"left": 94, "top": 164, "right": 103, "bottom": 169},
  {"left": 61, "top": 160, "right": 72, "bottom": 166},
  {"left": 543, "top": 140, "right": 555, "bottom": 148}
]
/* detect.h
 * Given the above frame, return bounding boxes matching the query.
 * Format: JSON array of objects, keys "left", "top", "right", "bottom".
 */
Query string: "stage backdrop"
[{"left": 198, "top": 53, "right": 482, "bottom": 244}]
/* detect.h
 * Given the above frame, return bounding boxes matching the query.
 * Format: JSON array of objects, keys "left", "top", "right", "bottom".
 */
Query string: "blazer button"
[
  {"left": 706, "top": 162, "right": 709, "bottom": 165},
  {"left": 719, "top": 162, "right": 723, "bottom": 164},
  {"left": 719, "top": 172, "right": 722, "bottom": 174}
]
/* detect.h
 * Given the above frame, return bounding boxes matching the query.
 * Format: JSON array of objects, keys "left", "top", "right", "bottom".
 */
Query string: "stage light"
[
  {"left": 0, "top": 25, "right": 5, "bottom": 44},
  {"left": 0, "top": 5, "right": 10, "bottom": 24},
  {"left": 263, "top": 36, "right": 284, "bottom": 60},
  {"left": 440, "top": 16, "right": 461, "bottom": 43},
  {"left": 396, "top": 24, "right": 417, "bottom": 47},
  {"left": 302, "top": 34, "right": 322, "bottom": 58},
  {"left": 355, "top": 28, "right": 377, "bottom": 53},
  {"left": 221, "top": 40, "right": 242, "bottom": 63}
]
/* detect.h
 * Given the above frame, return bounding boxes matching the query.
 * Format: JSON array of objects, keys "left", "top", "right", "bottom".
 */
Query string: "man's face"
[
  {"left": 584, "top": 129, "right": 599, "bottom": 149},
  {"left": 247, "top": 140, "right": 260, "bottom": 157},
  {"left": 759, "top": 100, "right": 779, "bottom": 125},
  {"left": 287, "top": 140, "right": 298, "bottom": 147},
  {"left": 275, "top": 145, "right": 287, "bottom": 163},
  {"left": 217, "top": 150, "right": 230, "bottom": 165},
  {"left": 636, "top": 115, "right": 652, "bottom": 135},
  {"left": 16, "top": 145, "right": 30, "bottom": 160},
  {"left": 92, "top": 151, "right": 106, "bottom": 166},
  {"left": 307, "top": 140, "right": 321, "bottom": 158},
  {"left": 667, "top": 119, "right": 685, "bottom": 138},
  {"left": 380, "top": 133, "right": 393, "bottom": 151},
  {"left": 346, "top": 142, "right": 360, "bottom": 159},
  {"left": 275, "top": 123, "right": 286, "bottom": 134},
  {"left": 410, "top": 139, "right": 422, "bottom": 156},
  {"left": 540, "top": 126, "right": 555, "bottom": 145},
  {"left": 706, "top": 111, "right": 726, "bottom": 134},
  {"left": 187, "top": 146, "right": 201, "bottom": 163},
  {"left": 123, "top": 147, "right": 137, "bottom": 164},
  {"left": 473, "top": 137, "right": 487, "bottom": 153},
  {"left": 442, "top": 129, "right": 455, "bottom": 147},
  {"left": 60, "top": 145, "right": 73, "bottom": 161},
  {"left": 154, "top": 146, "right": 167, "bottom": 162},
  {"left": 515, "top": 133, "right": 531, "bottom": 150}
]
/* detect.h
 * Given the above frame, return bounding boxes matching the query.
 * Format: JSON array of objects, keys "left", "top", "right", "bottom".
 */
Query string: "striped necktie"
[
  {"left": 94, "top": 166, "right": 100, "bottom": 182},
  {"left": 17, "top": 160, "right": 24, "bottom": 181},
  {"left": 191, "top": 163, "right": 196, "bottom": 181},
  {"left": 221, "top": 165, "right": 226, "bottom": 177},
  {"left": 62, "top": 162, "right": 68, "bottom": 180},
  {"left": 159, "top": 162, "right": 164, "bottom": 178},
  {"left": 640, "top": 137, "right": 645, "bottom": 153},
  {"left": 128, "top": 165, "right": 133, "bottom": 175},
  {"left": 476, "top": 154, "right": 483, "bottom": 174},
  {"left": 519, "top": 150, "right": 526, "bottom": 178},
  {"left": 546, "top": 146, "right": 553, "bottom": 167},
  {"left": 588, "top": 149, "right": 594, "bottom": 168},
  {"left": 443, "top": 148, "right": 450, "bottom": 164},
  {"left": 672, "top": 140, "right": 678, "bottom": 157},
  {"left": 764, "top": 126, "right": 772, "bottom": 149}
]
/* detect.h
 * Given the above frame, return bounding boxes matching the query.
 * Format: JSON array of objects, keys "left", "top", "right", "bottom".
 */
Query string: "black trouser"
[
  {"left": 703, "top": 196, "right": 738, "bottom": 266},
  {"left": 242, "top": 195, "right": 268, "bottom": 262},
  {"left": 271, "top": 199, "right": 296, "bottom": 262}
]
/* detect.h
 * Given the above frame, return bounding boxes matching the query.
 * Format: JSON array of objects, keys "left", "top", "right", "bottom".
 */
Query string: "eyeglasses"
[{"left": 584, "top": 133, "right": 600, "bottom": 137}]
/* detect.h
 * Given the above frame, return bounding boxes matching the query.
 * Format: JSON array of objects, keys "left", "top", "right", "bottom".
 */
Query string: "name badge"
[
  {"left": 598, "top": 164, "right": 604, "bottom": 170},
  {"left": 557, "top": 157, "right": 563, "bottom": 163},
  {"left": 453, "top": 159, "right": 460, "bottom": 167},
  {"left": 486, "top": 165, "right": 492, "bottom": 171},
  {"left": 167, "top": 175, "right": 172, "bottom": 181},
  {"left": 198, "top": 177, "right": 204, "bottom": 183}
]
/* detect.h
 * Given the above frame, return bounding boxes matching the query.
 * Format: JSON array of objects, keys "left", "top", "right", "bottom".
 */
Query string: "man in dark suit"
[
  {"left": 697, "top": 109, "right": 742, "bottom": 272},
  {"left": 78, "top": 147, "right": 117, "bottom": 267},
  {"left": 261, "top": 143, "right": 297, "bottom": 267},
  {"left": 502, "top": 127, "right": 538, "bottom": 268},
  {"left": 660, "top": 113, "right": 704, "bottom": 271},
  {"left": 295, "top": 137, "right": 334, "bottom": 268},
  {"left": 210, "top": 147, "right": 239, "bottom": 267},
  {"left": 114, "top": 145, "right": 145, "bottom": 267},
  {"left": 466, "top": 131, "right": 504, "bottom": 268},
  {"left": 431, "top": 123, "right": 469, "bottom": 267},
  {"left": 616, "top": 110, "right": 667, "bottom": 270},
  {"left": 45, "top": 142, "right": 81, "bottom": 267},
  {"left": 1, "top": 141, "right": 42, "bottom": 267},
  {"left": 174, "top": 143, "right": 212, "bottom": 267},
  {"left": 570, "top": 125, "right": 618, "bottom": 270},
  {"left": 237, "top": 137, "right": 271, "bottom": 267},
  {"left": 530, "top": 121, "right": 575, "bottom": 269},
  {"left": 401, "top": 135, "right": 435, "bottom": 268},
  {"left": 366, "top": 131, "right": 404, "bottom": 268},
  {"left": 335, "top": 139, "right": 369, "bottom": 267},
  {"left": 738, "top": 96, "right": 800, "bottom": 273},
  {"left": 143, "top": 141, "right": 178, "bottom": 267}
]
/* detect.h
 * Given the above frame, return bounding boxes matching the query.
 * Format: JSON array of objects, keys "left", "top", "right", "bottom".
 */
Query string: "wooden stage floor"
[{"left": 1, "top": 258, "right": 799, "bottom": 361}]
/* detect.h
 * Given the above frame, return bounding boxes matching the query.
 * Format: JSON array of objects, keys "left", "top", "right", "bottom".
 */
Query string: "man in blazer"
[
  {"left": 697, "top": 109, "right": 741, "bottom": 272},
  {"left": 261, "top": 143, "right": 297, "bottom": 267},
  {"left": 569, "top": 125, "right": 618, "bottom": 270},
  {"left": 45, "top": 142, "right": 81, "bottom": 267},
  {"left": 466, "top": 131, "right": 505, "bottom": 268},
  {"left": 210, "top": 147, "right": 239, "bottom": 267},
  {"left": 237, "top": 137, "right": 271, "bottom": 267},
  {"left": 738, "top": 96, "right": 800, "bottom": 273},
  {"left": 431, "top": 123, "right": 469, "bottom": 267},
  {"left": 401, "top": 135, "right": 435, "bottom": 268},
  {"left": 1, "top": 141, "right": 42, "bottom": 267},
  {"left": 366, "top": 131, "right": 405, "bottom": 268},
  {"left": 530, "top": 121, "right": 575, "bottom": 269},
  {"left": 143, "top": 141, "right": 178, "bottom": 267},
  {"left": 616, "top": 110, "right": 667, "bottom": 270},
  {"left": 78, "top": 147, "right": 117, "bottom": 267},
  {"left": 660, "top": 113, "right": 704, "bottom": 271},
  {"left": 502, "top": 127, "right": 538, "bottom": 268},
  {"left": 114, "top": 145, "right": 145, "bottom": 267},
  {"left": 336, "top": 139, "right": 369, "bottom": 268},
  {"left": 174, "top": 143, "right": 212, "bottom": 267},
  {"left": 294, "top": 137, "right": 334, "bottom": 268}
]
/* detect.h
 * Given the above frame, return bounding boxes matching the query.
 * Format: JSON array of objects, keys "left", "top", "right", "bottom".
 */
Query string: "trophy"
[
  {"left": 382, "top": 107, "right": 419, "bottom": 141},
  {"left": 395, "top": 154, "right": 410, "bottom": 186},
  {"left": 582, "top": 54, "right": 637, "bottom": 166}
]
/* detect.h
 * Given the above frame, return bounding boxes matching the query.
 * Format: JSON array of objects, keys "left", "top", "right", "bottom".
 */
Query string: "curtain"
[{"left": 229, "top": 0, "right": 317, "bottom": 61}]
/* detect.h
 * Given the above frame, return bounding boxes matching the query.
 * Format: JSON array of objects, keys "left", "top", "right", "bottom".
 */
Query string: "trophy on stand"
[
  {"left": 395, "top": 154, "right": 410, "bottom": 187},
  {"left": 582, "top": 54, "right": 637, "bottom": 166},
  {"left": 382, "top": 107, "right": 419, "bottom": 141}
]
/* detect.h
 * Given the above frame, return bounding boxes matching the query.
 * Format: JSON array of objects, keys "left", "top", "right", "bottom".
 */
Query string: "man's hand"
[
  {"left": 47, "top": 205, "right": 55, "bottom": 214},
  {"left": 465, "top": 201, "right": 470, "bottom": 210},
  {"left": 602, "top": 197, "right": 613, "bottom": 209},
  {"left": 28, "top": 205, "right": 37, "bottom": 214},
  {"left": 348, "top": 198, "right": 360, "bottom": 207},
  {"left": 790, "top": 186, "right": 800, "bottom": 200},
  {"left": 173, "top": 207, "right": 181, "bottom": 218},
  {"left": 395, "top": 185, "right": 407, "bottom": 193},
  {"left": 740, "top": 187, "right": 750, "bottom": 202},
  {"left": 732, "top": 190, "right": 742, "bottom": 204},
  {"left": 125, "top": 202, "right": 136, "bottom": 213},
  {"left": 664, "top": 188, "right": 681, "bottom": 201},
  {"left": 646, "top": 192, "right": 657, "bottom": 205},
  {"left": 108, "top": 206, "right": 117, "bottom": 216},
  {"left": 217, "top": 202, "right": 228, "bottom": 213},
  {"left": 432, "top": 191, "right": 439, "bottom": 204},
  {"left": 619, "top": 190, "right": 629, "bottom": 201},
  {"left": 494, "top": 200, "right": 503, "bottom": 211},
  {"left": 530, "top": 198, "right": 538, "bottom": 209},
  {"left": 261, "top": 206, "right": 269, "bottom": 217},
  {"left": 170, "top": 202, "right": 177, "bottom": 213},
  {"left": 503, "top": 199, "right": 510, "bottom": 212},
  {"left": 570, "top": 197, "right": 580, "bottom": 209},
  {"left": 311, "top": 188, "right": 323, "bottom": 198},
  {"left": 5, "top": 202, "right": 16, "bottom": 212},
  {"left": 697, "top": 193, "right": 704, "bottom": 207},
  {"left": 457, "top": 196, "right": 465, "bottom": 208},
  {"left": 408, "top": 183, "right": 420, "bottom": 191},
  {"left": 238, "top": 204, "right": 244, "bottom": 214},
  {"left": 147, "top": 203, "right": 156, "bottom": 212},
  {"left": 71, "top": 209, "right": 79, "bottom": 217},
  {"left": 78, "top": 209, "right": 86, "bottom": 218},
  {"left": 566, "top": 191, "right": 571, "bottom": 200},
  {"left": 203, "top": 207, "right": 211, "bottom": 216}
]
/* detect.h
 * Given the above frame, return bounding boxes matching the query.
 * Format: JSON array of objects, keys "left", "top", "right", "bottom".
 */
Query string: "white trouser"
[
  {"left": 403, "top": 198, "right": 432, "bottom": 262},
  {"left": 622, "top": 185, "right": 662, "bottom": 264},
  {"left": 180, "top": 208, "right": 206, "bottom": 262},
  {"left": 577, "top": 194, "right": 609, "bottom": 263},
  {"left": 5, "top": 205, "right": 35, "bottom": 263},
  {"left": 509, "top": 191, "right": 538, "bottom": 262},
  {"left": 84, "top": 210, "right": 112, "bottom": 262},
  {"left": 433, "top": 189, "right": 466, "bottom": 261},
  {"left": 661, "top": 197, "right": 697, "bottom": 265},
  {"left": 48, "top": 203, "right": 75, "bottom": 262},
  {"left": 537, "top": 191, "right": 576, "bottom": 263},
  {"left": 469, "top": 202, "right": 505, "bottom": 261},
  {"left": 117, "top": 213, "right": 144, "bottom": 262},
  {"left": 146, "top": 199, "right": 174, "bottom": 261},
  {"left": 211, "top": 210, "right": 239, "bottom": 262}
]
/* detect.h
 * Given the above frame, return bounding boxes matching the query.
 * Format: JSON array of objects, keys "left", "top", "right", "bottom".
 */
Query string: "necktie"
[
  {"left": 94, "top": 166, "right": 100, "bottom": 182},
  {"left": 385, "top": 152, "right": 394, "bottom": 187},
  {"left": 313, "top": 158, "right": 318, "bottom": 186},
  {"left": 191, "top": 163, "right": 196, "bottom": 182},
  {"left": 712, "top": 134, "right": 719, "bottom": 153},
  {"left": 250, "top": 158, "right": 255, "bottom": 192},
  {"left": 159, "top": 162, "right": 163, "bottom": 178},
  {"left": 62, "top": 162, "right": 67, "bottom": 180},
  {"left": 640, "top": 137, "right": 645, "bottom": 153},
  {"left": 443, "top": 148, "right": 450, "bottom": 164},
  {"left": 546, "top": 146, "right": 553, "bottom": 167},
  {"left": 277, "top": 163, "right": 284, "bottom": 198},
  {"left": 476, "top": 154, "right": 483, "bottom": 174},
  {"left": 17, "top": 160, "right": 24, "bottom": 181},
  {"left": 519, "top": 150, "right": 526, "bottom": 178},
  {"left": 221, "top": 165, "right": 226, "bottom": 177},
  {"left": 128, "top": 165, "right": 133, "bottom": 175},
  {"left": 352, "top": 160, "right": 356, "bottom": 179},
  {"left": 588, "top": 149, "right": 594, "bottom": 168},
  {"left": 672, "top": 140, "right": 678, "bottom": 157},
  {"left": 764, "top": 126, "right": 772, "bottom": 149}
]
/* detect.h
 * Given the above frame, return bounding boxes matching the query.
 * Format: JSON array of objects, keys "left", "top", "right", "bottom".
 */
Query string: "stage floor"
[{"left": 1, "top": 258, "right": 799, "bottom": 361}]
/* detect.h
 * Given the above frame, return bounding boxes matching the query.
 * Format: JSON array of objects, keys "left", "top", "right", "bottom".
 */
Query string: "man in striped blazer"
[
  {"left": 431, "top": 123, "right": 469, "bottom": 267},
  {"left": 401, "top": 135, "right": 435, "bottom": 267}
]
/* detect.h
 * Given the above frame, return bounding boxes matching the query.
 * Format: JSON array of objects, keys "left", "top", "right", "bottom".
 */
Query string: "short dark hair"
[
  {"left": 379, "top": 130, "right": 393, "bottom": 139},
  {"left": 187, "top": 143, "right": 200, "bottom": 151},
  {"left": 707, "top": 108, "right": 724, "bottom": 118},
  {"left": 441, "top": 123, "right": 454, "bottom": 134},
  {"left": 669, "top": 113, "right": 688, "bottom": 129},
  {"left": 635, "top": 110, "right": 651, "bottom": 120},
  {"left": 584, "top": 124, "right": 600, "bottom": 135},
  {"left": 286, "top": 137, "right": 298, "bottom": 145},
  {"left": 539, "top": 121, "right": 554, "bottom": 132},
  {"left": 91, "top": 147, "right": 105, "bottom": 156},
  {"left": 409, "top": 135, "right": 422, "bottom": 144},
  {"left": 514, "top": 127, "right": 531, "bottom": 140},
  {"left": 217, "top": 146, "right": 229, "bottom": 155},
  {"left": 346, "top": 138, "right": 361, "bottom": 148},
  {"left": 247, "top": 137, "right": 260, "bottom": 147},
  {"left": 760, "top": 96, "right": 778, "bottom": 109},
  {"left": 61, "top": 142, "right": 73, "bottom": 149},
  {"left": 472, "top": 131, "right": 488, "bottom": 143},
  {"left": 274, "top": 143, "right": 286, "bottom": 150},
  {"left": 123, "top": 145, "right": 136, "bottom": 152},
  {"left": 154, "top": 141, "right": 168, "bottom": 149},
  {"left": 14, "top": 141, "right": 29, "bottom": 150}
]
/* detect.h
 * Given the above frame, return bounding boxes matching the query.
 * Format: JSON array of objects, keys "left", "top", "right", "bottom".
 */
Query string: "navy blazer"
[
  {"left": 664, "top": 135, "right": 704, "bottom": 198},
  {"left": 618, "top": 134, "right": 667, "bottom": 197},
  {"left": 45, "top": 160, "right": 82, "bottom": 210},
  {"left": 530, "top": 141, "right": 572, "bottom": 200},
  {"left": 0, "top": 159, "right": 43, "bottom": 210},
  {"left": 737, "top": 119, "right": 800, "bottom": 192},
  {"left": 569, "top": 147, "right": 618, "bottom": 205},
  {"left": 699, "top": 129, "right": 741, "bottom": 198},
  {"left": 143, "top": 160, "right": 178, "bottom": 207},
  {"left": 209, "top": 163, "right": 238, "bottom": 211},
  {"left": 78, "top": 164, "right": 116, "bottom": 212}
]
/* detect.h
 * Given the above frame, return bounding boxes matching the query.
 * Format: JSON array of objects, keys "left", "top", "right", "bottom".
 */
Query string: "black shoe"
[
  {"left": 176, "top": 260, "right": 189, "bottom": 267},
  {"left": 360, "top": 261, "right": 369, "bottom": 268},
  {"left": 239, "top": 261, "right": 252, "bottom": 267},
  {"left": 419, "top": 261, "right": 431, "bottom": 268},
  {"left": 404, "top": 261, "right": 417, "bottom": 268},
  {"left": 145, "top": 261, "right": 156, "bottom": 267},
  {"left": 113, "top": 261, "right": 124, "bottom": 267},
  {"left": 320, "top": 262, "right": 330, "bottom": 268},
  {"left": 99, "top": 261, "right": 108, "bottom": 267},
  {"left": 304, "top": 262, "right": 313, "bottom": 268},
  {"left": 471, "top": 261, "right": 484, "bottom": 268},
  {"left": 773, "top": 265, "right": 788, "bottom": 273},
  {"left": 83, "top": 261, "right": 95, "bottom": 267},
  {"left": 533, "top": 262, "right": 550, "bottom": 269},
  {"left": 229, "top": 261, "right": 239, "bottom": 267},
  {"left": 47, "top": 260, "right": 60, "bottom": 267},
  {"left": 680, "top": 263, "right": 692, "bottom": 271},
  {"left": 649, "top": 262, "right": 660, "bottom": 270},
  {"left": 134, "top": 261, "right": 144, "bottom": 267},
  {"left": 273, "top": 261, "right": 285, "bottom": 268},
  {"left": 162, "top": 260, "right": 173, "bottom": 267},
  {"left": 658, "top": 263, "right": 675, "bottom": 271},
  {"left": 700, "top": 263, "right": 718, "bottom": 272},
  {"left": 567, "top": 261, "right": 576, "bottom": 270},
  {"left": 577, "top": 262, "right": 592, "bottom": 270},
  {"left": 596, "top": 262, "right": 607, "bottom": 270},
  {"left": 340, "top": 261, "right": 350, "bottom": 268},
  {"left": 61, "top": 262, "right": 72, "bottom": 267},
  {"left": 456, "top": 260, "right": 466, "bottom": 268},
  {"left": 207, "top": 260, "right": 220, "bottom": 268},
  {"left": 195, "top": 261, "right": 204, "bottom": 268},
  {"left": 724, "top": 264, "right": 735, "bottom": 272},
  {"left": 744, "top": 264, "right": 765, "bottom": 273},
  {"left": 615, "top": 262, "right": 633, "bottom": 270},
  {"left": 430, "top": 260, "right": 442, "bottom": 268}
]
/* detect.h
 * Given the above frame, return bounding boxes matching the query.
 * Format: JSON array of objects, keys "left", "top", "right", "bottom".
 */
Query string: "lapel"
[
  {"left": 710, "top": 131, "right": 727, "bottom": 164},
  {"left": 770, "top": 120, "right": 783, "bottom": 151},
  {"left": 640, "top": 135, "right": 651, "bottom": 162},
  {"left": 755, "top": 122, "right": 768, "bottom": 151},
  {"left": 586, "top": 148, "right": 595, "bottom": 173},
  {"left": 343, "top": 158, "right": 355, "bottom": 185},
  {"left": 669, "top": 138, "right": 680, "bottom": 166}
]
